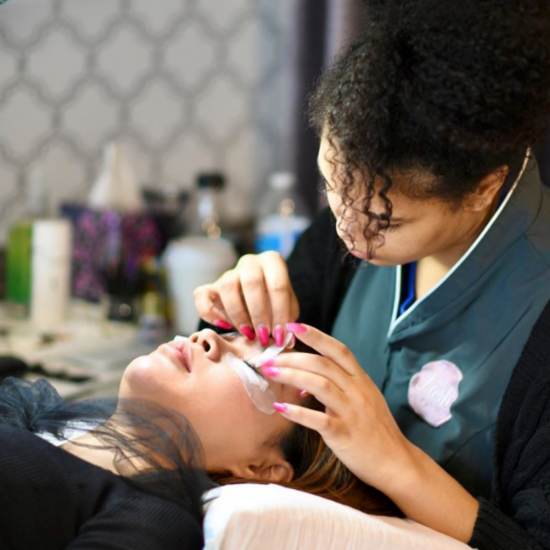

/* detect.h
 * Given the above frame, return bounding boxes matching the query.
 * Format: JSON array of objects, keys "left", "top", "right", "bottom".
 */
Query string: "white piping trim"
[
  {"left": 389, "top": 263, "right": 402, "bottom": 333},
  {"left": 387, "top": 149, "right": 531, "bottom": 338}
]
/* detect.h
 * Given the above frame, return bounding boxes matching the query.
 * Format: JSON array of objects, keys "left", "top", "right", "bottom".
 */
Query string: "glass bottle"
[{"left": 255, "top": 171, "right": 311, "bottom": 258}]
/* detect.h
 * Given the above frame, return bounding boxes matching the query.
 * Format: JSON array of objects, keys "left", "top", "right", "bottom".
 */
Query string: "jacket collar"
[{"left": 388, "top": 155, "right": 544, "bottom": 340}]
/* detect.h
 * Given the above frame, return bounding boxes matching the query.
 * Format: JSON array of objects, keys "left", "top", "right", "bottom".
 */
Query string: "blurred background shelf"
[{"left": 0, "top": 299, "right": 156, "bottom": 399}]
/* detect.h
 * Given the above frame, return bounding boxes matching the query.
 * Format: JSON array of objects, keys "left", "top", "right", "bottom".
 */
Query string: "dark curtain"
[
  {"left": 534, "top": 122, "right": 550, "bottom": 188},
  {"left": 289, "top": 0, "right": 367, "bottom": 215}
]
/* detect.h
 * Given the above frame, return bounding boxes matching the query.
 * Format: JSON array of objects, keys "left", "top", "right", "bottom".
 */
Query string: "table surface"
[{"left": 0, "top": 300, "right": 158, "bottom": 399}]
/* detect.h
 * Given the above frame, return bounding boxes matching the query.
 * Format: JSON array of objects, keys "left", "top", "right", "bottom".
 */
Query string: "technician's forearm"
[{"left": 382, "top": 442, "right": 479, "bottom": 543}]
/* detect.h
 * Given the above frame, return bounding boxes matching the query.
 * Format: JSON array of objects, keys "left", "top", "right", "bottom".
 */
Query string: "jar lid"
[{"left": 196, "top": 173, "right": 225, "bottom": 190}]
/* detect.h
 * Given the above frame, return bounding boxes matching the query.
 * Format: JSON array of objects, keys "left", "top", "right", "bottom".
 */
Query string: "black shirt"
[{"left": 0, "top": 424, "right": 205, "bottom": 550}]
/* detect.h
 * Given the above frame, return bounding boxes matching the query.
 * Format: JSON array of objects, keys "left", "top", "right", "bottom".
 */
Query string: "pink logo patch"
[{"left": 408, "top": 360, "right": 463, "bottom": 428}]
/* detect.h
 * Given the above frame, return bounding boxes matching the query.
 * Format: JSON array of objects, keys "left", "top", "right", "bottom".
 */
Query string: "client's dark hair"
[
  {"left": 275, "top": 392, "right": 399, "bottom": 516},
  {"left": 210, "top": 340, "right": 400, "bottom": 517}
]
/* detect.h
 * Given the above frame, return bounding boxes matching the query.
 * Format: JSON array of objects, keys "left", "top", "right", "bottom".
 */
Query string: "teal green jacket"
[{"left": 288, "top": 159, "right": 550, "bottom": 498}]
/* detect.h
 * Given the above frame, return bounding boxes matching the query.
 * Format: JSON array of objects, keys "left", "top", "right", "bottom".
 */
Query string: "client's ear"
[
  {"left": 249, "top": 461, "right": 294, "bottom": 483},
  {"left": 232, "top": 450, "right": 294, "bottom": 483}
]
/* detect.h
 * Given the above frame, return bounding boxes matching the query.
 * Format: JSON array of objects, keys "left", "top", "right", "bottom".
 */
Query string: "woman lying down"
[{"left": 0, "top": 329, "right": 398, "bottom": 550}]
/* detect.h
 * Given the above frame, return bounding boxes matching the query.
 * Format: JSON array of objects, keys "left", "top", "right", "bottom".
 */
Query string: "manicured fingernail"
[
  {"left": 239, "top": 324, "right": 255, "bottom": 341},
  {"left": 299, "top": 390, "right": 309, "bottom": 398},
  {"left": 261, "top": 366, "right": 281, "bottom": 377},
  {"left": 285, "top": 322, "right": 307, "bottom": 334},
  {"left": 261, "top": 358, "right": 276, "bottom": 368},
  {"left": 214, "top": 319, "right": 233, "bottom": 330},
  {"left": 257, "top": 324, "right": 270, "bottom": 347},
  {"left": 272, "top": 402, "right": 288, "bottom": 413},
  {"left": 273, "top": 325, "right": 284, "bottom": 347}
]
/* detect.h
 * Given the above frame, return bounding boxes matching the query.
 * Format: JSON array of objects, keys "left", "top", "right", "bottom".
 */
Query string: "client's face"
[{"left": 120, "top": 329, "right": 301, "bottom": 481}]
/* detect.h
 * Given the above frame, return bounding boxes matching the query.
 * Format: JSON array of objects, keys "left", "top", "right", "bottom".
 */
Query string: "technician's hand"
[
  {"left": 193, "top": 251, "right": 300, "bottom": 347},
  {"left": 261, "top": 323, "right": 415, "bottom": 493},
  {"left": 264, "top": 324, "right": 481, "bottom": 543}
]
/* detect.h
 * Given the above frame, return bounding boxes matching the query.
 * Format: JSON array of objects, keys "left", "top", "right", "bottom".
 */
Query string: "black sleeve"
[
  {"left": 469, "top": 300, "right": 550, "bottom": 550},
  {"left": 65, "top": 496, "right": 204, "bottom": 550},
  {"left": 470, "top": 497, "right": 547, "bottom": 550},
  {"left": 472, "top": 412, "right": 550, "bottom": 550},
  {"left": 287, "top": 207, "right": 358, "bottom": 333}
]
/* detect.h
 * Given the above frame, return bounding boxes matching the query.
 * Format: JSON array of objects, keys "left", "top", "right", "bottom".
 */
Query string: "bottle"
[
  {"left": 137, "top": 257, "right": 169, "bottom": 345},
  {"left": 5, "top": 165, "right": 48, "bottom": 318},
  {"left": 30, "top": 219, "right": 72, "bottom": 335},
  {"left": 6, "top": 222, "right": 33, "bottom": 317},
  {"left": 163, "top": 237, "right": 237, "bottom": 335},
  {"left": 255, "top": 171, "right": 311, "bottom": 258},
  {"left": 163, "top": 172, "right": 237, "bottom": 335},
  {"left": 189, "top": 172, "right": 225, "bottom": 239}
]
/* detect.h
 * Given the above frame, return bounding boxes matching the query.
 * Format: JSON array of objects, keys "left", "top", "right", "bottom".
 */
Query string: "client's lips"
[{"left": 165, "top": 341, "right": 191, "bottom": 373}]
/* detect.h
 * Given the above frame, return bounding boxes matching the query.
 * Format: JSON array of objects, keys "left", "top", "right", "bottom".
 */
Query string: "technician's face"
[
  {"left": 120, "top": 330, "right": 301, "bottom": 472},
  {"left": 318, "top": 134, "right": 476, "bottom": 266}
]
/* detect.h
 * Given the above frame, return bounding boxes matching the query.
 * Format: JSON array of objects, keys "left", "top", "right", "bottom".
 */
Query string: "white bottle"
[
  {"left": 255, "top": 172, "right": 311, "bottom": 258},
  {"left": 30, "top": 219, "right": 73, "bottom": 335},
  {"left": 163, "top": 236, "right": 237, "bottom": 335}
]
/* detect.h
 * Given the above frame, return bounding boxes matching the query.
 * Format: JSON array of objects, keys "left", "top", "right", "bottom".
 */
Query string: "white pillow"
[{"left": 203, "top": 484, "right": 473, "bottom": 550}]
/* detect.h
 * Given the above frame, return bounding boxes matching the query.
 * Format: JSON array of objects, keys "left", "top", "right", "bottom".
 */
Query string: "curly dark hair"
[{"left": 310, "top": 0, "right": 550, "bottom": 251}]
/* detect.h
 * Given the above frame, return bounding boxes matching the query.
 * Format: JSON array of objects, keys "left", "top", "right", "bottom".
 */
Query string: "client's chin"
[{"left": 119, "top": 355, "right": 159, "bottom": 400}]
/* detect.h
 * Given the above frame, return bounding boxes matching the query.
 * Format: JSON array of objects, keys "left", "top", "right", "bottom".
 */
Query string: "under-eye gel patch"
[
  {"left": 225, "top": 332, "right": 294, "bottom": 414},
  {"left": 226, "top": 352, "right": 278, "bottom": 414}
]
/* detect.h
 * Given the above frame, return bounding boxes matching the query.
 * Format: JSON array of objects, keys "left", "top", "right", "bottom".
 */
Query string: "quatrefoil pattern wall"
[{"left": 0, "top": 0, "right": 295, "bottom": 242}]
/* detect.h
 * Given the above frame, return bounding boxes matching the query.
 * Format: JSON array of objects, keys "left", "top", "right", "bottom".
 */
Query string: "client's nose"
[{"left": 189, "top": 329, "right": 221, "bottom": 361}]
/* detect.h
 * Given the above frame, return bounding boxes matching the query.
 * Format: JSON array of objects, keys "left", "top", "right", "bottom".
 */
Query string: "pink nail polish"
[
  {"left": 285, "top": 322, "right": 307, "bottom": 334},
  {"left": 261, "top": 366, "right": 281, "bottom": 377},
  {"left": 273, "top": 325, "right": 284, "bottom": 347},
  {"left": 257, "top": 325, "right": 270, "bottom": 347},
  {"left": 214, "top": 319, "right": 233, "bottom": 330},
  {"left": 272, "top": 402, "right": 288, "bottom": 413},
  {"left": 261, "top": 358, "right": 276, "bottom": 368},
  {"left": 299, "top": 390, "right": 309, "bottom": 399},
  {"left": 240, "top": 324, "right": 256, "bottom": 341}
]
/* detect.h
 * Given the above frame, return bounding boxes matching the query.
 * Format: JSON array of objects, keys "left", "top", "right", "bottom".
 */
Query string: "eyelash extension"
[{"left": 243, "top": 359, "right": 266, "bottom": 379}]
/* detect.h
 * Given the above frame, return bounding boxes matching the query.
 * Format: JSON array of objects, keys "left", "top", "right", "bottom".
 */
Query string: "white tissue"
[{"left": 88, "top": 142, "right": 144, "bottom": 212}]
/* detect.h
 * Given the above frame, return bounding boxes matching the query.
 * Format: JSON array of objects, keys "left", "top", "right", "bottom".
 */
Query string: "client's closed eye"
[{"left": 243, "top": 359, "right": 266, "bottom": 380}]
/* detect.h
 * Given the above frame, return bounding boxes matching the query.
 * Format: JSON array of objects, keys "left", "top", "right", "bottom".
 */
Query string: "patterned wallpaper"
[{"left": 0, "top": 0, "right": 296, "bottom": 243}]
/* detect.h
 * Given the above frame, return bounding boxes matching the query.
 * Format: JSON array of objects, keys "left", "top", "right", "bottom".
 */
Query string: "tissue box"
[{"left": 63, "top": 205, "right": 164, "bottom": 301}]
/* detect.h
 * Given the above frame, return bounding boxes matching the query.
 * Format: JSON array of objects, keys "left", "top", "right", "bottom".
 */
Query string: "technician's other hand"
[
  {"left": 263, "top": 323, "right": 415, "bottom": 494},
  {"left": 193, "top": 251, "right": 300, "bottom": 347}
]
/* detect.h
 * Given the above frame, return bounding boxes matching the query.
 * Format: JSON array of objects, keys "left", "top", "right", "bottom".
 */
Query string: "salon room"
[{"left": 1, "top": 0, "right": 550, "bottom": 549}]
